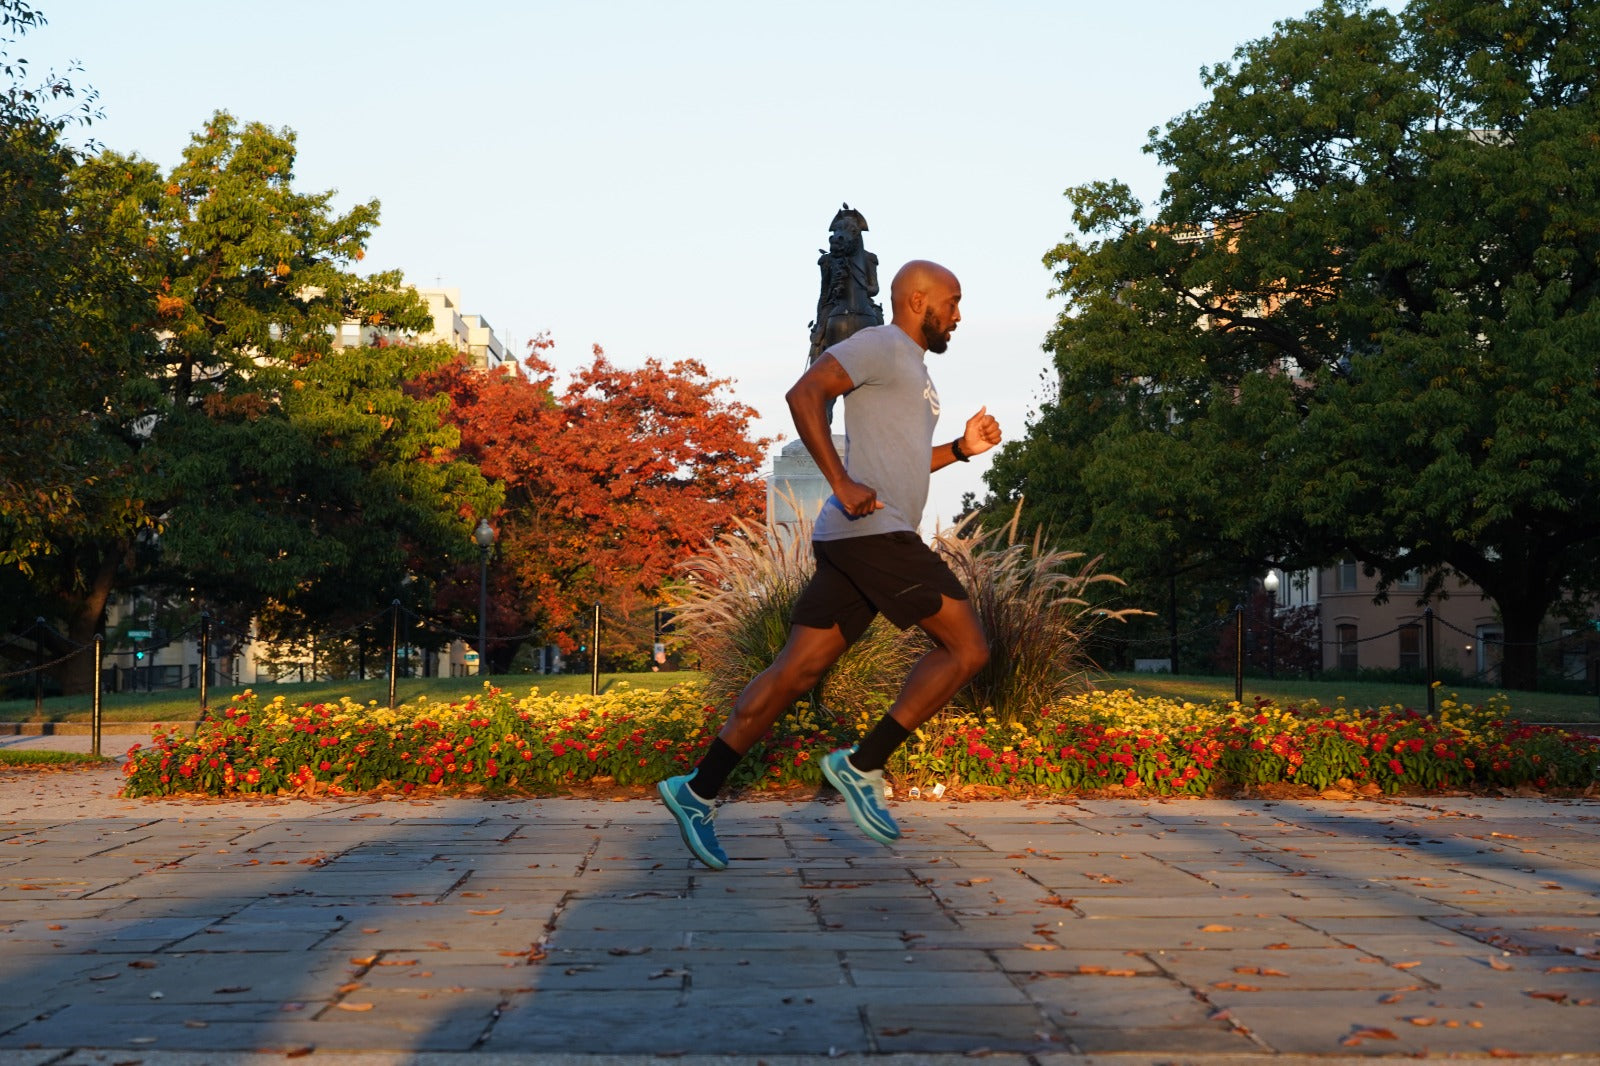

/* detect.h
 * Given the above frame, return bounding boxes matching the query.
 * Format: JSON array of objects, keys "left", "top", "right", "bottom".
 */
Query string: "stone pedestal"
[{"left": 768, "top": 436, "right": 845, "bottom": 544}]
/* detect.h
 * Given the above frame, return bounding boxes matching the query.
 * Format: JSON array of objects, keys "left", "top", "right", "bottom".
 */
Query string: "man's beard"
[{"left": 922, "top": 308, "right": 953, "bottom": 353}]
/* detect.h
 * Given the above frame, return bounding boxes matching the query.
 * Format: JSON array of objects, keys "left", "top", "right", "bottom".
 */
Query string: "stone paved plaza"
[{"left": 1, "top": 739, "right": 1598, "bottom": 1064}]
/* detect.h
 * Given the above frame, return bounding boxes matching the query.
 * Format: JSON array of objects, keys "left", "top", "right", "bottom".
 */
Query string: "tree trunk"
[
  {"left": 56, "top": 547, "right": 125, "bottom": 697},
  {"left": 1497, "top": 598, "right": 1545, "bottom": 692},
  {"left": 1168, "top": 572, "right": 1179, "bottom": 674}
]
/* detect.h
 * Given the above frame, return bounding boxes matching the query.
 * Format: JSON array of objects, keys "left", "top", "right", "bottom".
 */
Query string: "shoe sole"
[
  {"left": 821, "top": 754, "right": 900, "bottom": 845},
  {"left": 657, "top": 779, "right": 728, "bottom": 870}
]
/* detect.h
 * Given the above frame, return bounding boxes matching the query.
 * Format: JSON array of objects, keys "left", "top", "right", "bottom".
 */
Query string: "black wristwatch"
[{"left": 950, "top": 437, "right": 970, "bottom": 462}]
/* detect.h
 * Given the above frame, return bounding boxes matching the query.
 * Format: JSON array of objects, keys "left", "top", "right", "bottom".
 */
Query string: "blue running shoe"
[
  {"left": 821, "top": 747, "right": 900, "bottom": 845},
  {"left": 657, "top": 774, "right": 728, "bottom": 870}
]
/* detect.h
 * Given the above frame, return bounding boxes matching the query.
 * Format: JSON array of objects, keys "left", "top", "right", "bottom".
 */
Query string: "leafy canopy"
[
  {"left": 417, "top": 339, "right": 771, "bottom": 656},
  {"left": 985, "top": 0, "right": 1600, "bottom": 688}
]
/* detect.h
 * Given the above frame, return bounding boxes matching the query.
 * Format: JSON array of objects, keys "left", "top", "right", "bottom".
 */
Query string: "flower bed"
[{"left": 119, "top": 684, "right": 1600, "bottom": 799}]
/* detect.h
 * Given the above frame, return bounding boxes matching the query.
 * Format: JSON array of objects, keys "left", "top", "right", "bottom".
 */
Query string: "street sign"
[{"left": 127, "top": 629, "right": 152, "bottom": 641}]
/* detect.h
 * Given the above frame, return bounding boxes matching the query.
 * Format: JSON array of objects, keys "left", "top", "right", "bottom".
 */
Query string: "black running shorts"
[{"left": 790, "top": 531, "right": 969, "bottom": 645}]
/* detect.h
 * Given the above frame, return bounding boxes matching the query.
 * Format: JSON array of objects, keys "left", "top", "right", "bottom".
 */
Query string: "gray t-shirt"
[{"left": 812, "top": 324, "right": 941, "bottom": 541}]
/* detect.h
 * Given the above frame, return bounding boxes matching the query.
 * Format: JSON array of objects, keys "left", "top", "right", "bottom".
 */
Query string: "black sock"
[
  {"left": 849, "top": 715, "right": 912, "bottom": 773},
  {"left": 688, "top": 737, "right": 742, "bottom": 800}
]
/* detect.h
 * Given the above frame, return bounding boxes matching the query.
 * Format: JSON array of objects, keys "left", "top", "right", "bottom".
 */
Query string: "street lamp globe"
[
  {"left": 1263, "top": 570, "right": 1280, "bottom": 600},
  {"left": 474, "top": 518, "right": 495, "bottom": 551}
]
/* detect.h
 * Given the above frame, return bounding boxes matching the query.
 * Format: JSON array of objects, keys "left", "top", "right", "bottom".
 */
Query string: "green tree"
[
  {"left": 0, "top": 1, "right": 149, "bottom": 574},
  {"left": 986, "top": 0, "right": 1600, "bottom": 689},
  {"left": 17, "top": 111, "right": 495, "bottom": 692}
]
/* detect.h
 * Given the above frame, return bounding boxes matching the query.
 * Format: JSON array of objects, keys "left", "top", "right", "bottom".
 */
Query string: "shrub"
[
  {"left": 669, "top": 495, "right": 1142, "bottom": 725},
  {"left": 666, "top": 498, "right": 916, "bottom": 717},
  {"left": 932, "top": 507, "right": 1146, "bottom": 723}
]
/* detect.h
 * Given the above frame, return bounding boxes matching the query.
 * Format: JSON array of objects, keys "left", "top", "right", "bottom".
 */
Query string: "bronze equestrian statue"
[{"left": 807, "top": 203, "right": 883, "bottom": 369}]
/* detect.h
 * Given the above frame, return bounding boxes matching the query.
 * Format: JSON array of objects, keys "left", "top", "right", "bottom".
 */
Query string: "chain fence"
[
  {"left": 7, "top": 597, "right": 1596, "bottom": 756},
  {"left": 1092, "top": 603, "right": 1599, "bottom": 715},
  {"left": 0, "top": 602, "right": 619, "bottom": 755}
]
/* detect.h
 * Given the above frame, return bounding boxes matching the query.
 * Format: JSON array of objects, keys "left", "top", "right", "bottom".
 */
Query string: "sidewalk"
[{"left": 1, "top": 734, "right": 1598, "bottom": 1064}]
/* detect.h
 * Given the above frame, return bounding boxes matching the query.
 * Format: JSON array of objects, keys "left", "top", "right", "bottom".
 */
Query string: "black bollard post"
[
  {"left": 388, "top": 600, "right": 400, "bottom": 710},
  {"left": 198, "top": 612, "right": 210, "bottom": 722},
  {"left": 32, "top": 618, "right": 45, "bottom": 718},
  {"left": 1234, "top": 604, "right": 1245, "bottom": 704},
  {"left": 92, "top": 636, "right": 103, "bottom": 759},
  {"left": 1424, "top": 607, "right": 1436, "bottom": 715},
  {"left": 590, "top": 603, "right": 601, "bottom": 697}
]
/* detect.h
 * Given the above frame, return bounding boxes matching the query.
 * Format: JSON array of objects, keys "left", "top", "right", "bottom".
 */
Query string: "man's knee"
[
  {"left": 773, "top": 625, "right": 846, "bottom": 687},
  {"left": 955, "top": 638, "right": 989, "bottom": 680}
]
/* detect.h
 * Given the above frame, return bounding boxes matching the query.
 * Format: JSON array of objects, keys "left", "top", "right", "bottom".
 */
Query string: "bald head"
[
  {"left": 889, "top": 260, "right": 962, "bottom": 353},
  {"left": 890, "top": 260, "right": 958, "bottom": 315}
]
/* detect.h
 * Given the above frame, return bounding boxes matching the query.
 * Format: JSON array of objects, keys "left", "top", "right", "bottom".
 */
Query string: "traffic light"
[{"left": 134, "top": 647, "right": 145, "bottom": 661}]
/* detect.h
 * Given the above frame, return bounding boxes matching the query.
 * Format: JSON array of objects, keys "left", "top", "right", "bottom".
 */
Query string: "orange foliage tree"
[{"left": 416, "top": 339, "right": 772, "bottom": 667}]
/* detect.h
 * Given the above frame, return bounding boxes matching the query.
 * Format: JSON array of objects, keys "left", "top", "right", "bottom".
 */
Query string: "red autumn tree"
[{"left": 415, "top": 338, "right": 771, "bottom": 665}]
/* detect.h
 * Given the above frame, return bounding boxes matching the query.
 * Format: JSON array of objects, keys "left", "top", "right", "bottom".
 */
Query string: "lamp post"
[
  {"left": 474, "top": 519, "right": 496, "bottom": 676},
  {"left": 1263, "top": 570, "right": 1280, "bottom": 680}
]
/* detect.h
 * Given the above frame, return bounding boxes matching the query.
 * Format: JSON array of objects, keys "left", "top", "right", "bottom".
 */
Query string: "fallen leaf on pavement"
[{"left": 1341, "top": 1027, "right": 1399, "bottom": 1046}]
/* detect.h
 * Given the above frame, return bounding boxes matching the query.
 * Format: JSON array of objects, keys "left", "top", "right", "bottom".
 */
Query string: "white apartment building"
[{"left": 335, "top": 286, "right": 509, "bottom": 371}]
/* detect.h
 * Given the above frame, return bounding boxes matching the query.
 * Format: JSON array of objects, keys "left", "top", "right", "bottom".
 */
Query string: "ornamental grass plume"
[
  {"left": 664, "top": 490, "right": 916, "bottom": 717},
  {"left": 933, "top": 501, "right": 1147, "bottom": 724}
]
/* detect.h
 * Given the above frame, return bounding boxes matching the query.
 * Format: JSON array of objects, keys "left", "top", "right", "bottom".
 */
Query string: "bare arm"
[
  {"left": 931, "top": 406, "right": 1003, "bottom": 472},
  {"left": 786, "top": 354, "right": 883, "bottom": 516}
]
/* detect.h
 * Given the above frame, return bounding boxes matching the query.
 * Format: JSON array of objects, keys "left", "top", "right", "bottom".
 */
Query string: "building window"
[
  {"left": 1398, "top": 625, "right": 1421, "bottom": 671},
  {"left": 1396, "top": 569, "right": 1421, "bottom": 591},
  {"left": 1336, "top": 560, "right": 1359, "bottom": 592},
  {"left": 1337, "top": 624, "right": 1359, "bottom": 671}
]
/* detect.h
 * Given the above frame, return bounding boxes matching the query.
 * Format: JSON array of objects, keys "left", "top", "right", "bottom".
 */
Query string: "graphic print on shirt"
[{"left": 923, "top": 378, "right": 940, "bottom": 418}]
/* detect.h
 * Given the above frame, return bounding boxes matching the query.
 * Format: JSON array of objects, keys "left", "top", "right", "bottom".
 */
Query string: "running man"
[{"left": 659, "top": 259, "right": 1002, "bottom": 868}]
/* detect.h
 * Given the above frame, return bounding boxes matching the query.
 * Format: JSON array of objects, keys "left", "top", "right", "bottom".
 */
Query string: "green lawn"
[
  {"left": 4, "top": 668, "right": 1594, "bottom": 727},
  {"left": 0, "top": 750, "right": 109, "bottom": 767},
  {"left": 0, "top": 672, "right": 702, "bottom": 726},
  {"left": 1094, "top": 672, "right": 1600, "bottom": 723}
]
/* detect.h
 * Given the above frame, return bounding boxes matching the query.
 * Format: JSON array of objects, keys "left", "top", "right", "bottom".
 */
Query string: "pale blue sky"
[{"left": 25, "top": 0, "right": 1324, "bottom": 526}]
